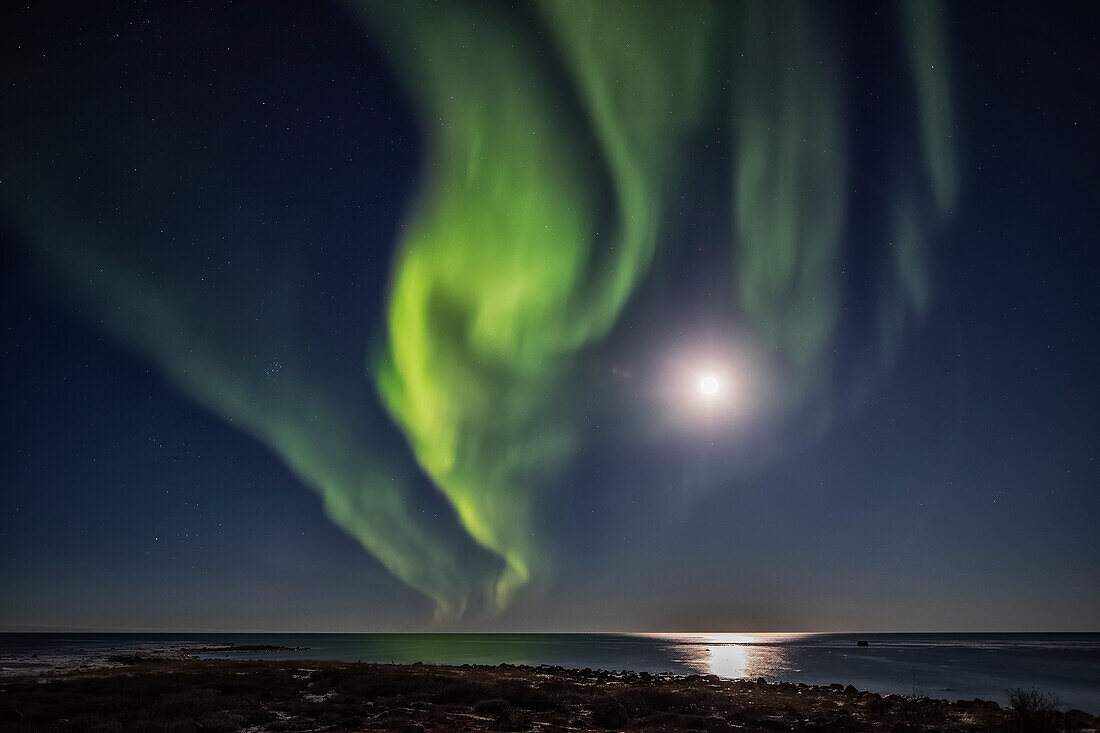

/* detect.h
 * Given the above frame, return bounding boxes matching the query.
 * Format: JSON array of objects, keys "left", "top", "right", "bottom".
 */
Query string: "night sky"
[{"left": 1, "top": 2, "right": 1097, "bottom": 632}]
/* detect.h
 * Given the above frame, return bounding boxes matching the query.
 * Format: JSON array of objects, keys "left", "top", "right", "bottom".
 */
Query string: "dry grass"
[{"left": 0, "top": 659, "right": 1093, "bottom": 732}]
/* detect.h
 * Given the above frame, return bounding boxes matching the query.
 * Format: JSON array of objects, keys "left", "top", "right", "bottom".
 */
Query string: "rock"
[
  {"left": 196, "top": 714, "right": 241, "bottom": 732},
  {"left": 401, "top": 725, "right": 425, "bottom": 733},
  {"left": 0, "top": 710, "right": 22, "bottom": 723},
  {"left": 844, "top": 685, "right": 859, "bottom": 695},
  {"left": 1065, "top": 709, "right": 1099, "bottom": 729},
  {"left": 829, "top": 683, "right": 845, "bottom": 691},
  {"left": 889, "top": 724, "right": 920, "bottom": 733},
  {"left": 592, "top": 701, "right": 629, "bottom": 729},
  {"left": 867, "top": 697, "right": 892, "bottom": 716},
  {"left": 757, "top": 676, "right": 769, "bottom": 684},
  {"left": 836, "top": 714, "right": 866, "bottom": 731},
  {"left": 475, "top": 698, "right": 511, "bottom": 715},
  {"left": 857, "top": 640, "right": 869, "bottom": 647}
]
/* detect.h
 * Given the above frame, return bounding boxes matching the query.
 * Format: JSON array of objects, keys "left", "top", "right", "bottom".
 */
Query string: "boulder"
[
  {"left": 592, "top": 701, "right": 629, "bottom": 729},
  {"left": 1065, "top": 709, "right": 1099, "bottom": 729},
  {"left": 474, "top": 698, "right": 511, "bottom": 715}
]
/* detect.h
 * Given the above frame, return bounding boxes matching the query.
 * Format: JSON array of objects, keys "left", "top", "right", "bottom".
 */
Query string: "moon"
[{"left": 699, "top": 375, "right": 720, "bottom": 396}]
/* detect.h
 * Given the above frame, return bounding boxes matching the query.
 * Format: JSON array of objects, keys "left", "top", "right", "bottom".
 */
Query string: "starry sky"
[{"left": 1, "top": 1, "right": 1097, "bottom": 632}]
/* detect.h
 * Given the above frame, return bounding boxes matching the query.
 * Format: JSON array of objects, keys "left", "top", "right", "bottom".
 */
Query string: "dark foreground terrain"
[{"left": 1, "top": 658, "right": 1096, "bottom": 732}]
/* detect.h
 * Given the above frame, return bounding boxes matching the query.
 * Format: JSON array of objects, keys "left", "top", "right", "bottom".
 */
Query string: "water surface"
[{"left": 2, "top": 632, "right": 1096, "bottom": 712}]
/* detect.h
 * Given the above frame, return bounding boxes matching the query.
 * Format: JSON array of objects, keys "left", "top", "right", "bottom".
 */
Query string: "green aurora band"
[
  {"left": 354, "top": 0, "right": 717, "bottom": 610},
  {"left": 731, "top": 1, "right": 845, "bottom": 388},
  {"left": 1, "top": 1, "right": 958, "bottom": 620},
  {"left": 900, "top": 0, "right": 960, "bottom": 219},
  {"left": 0, "top": 138, "right": 496, "bottom": 621}
]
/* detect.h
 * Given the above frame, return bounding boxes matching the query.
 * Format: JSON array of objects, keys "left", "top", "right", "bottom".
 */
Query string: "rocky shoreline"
[{"left": 0, "top": 658, "right": 1096, "bottom": 731}]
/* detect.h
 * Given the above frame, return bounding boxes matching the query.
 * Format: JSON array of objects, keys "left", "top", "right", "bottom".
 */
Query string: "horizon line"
[{"left": 2, "top": 626, "right": 1098, "bottom": 635}]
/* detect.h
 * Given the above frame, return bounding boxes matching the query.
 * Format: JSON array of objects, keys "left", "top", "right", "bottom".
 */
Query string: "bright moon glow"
[{"left": 665, "top": 346, "right": 748, "bottom": 424}]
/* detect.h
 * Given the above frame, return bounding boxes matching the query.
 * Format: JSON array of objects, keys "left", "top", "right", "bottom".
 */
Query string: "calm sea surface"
[{"left": 2, "top": 632, "right": 1097, "bottom": 713}]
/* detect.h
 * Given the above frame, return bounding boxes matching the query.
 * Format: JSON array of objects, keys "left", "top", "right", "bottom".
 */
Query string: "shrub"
[{"left": 1007, "top": 687, "right": 1061, "bottom": 733}]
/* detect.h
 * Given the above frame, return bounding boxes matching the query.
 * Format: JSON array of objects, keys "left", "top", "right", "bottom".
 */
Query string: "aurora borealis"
[
  {"left": 1, "top": 2, "right": 1097, "bottom": 632},
  {"left": 362, "top": 0, "right": 721, "bottom": 612},
  {"left": 357, "top": 0, "right": 955, "bottom": 614}
]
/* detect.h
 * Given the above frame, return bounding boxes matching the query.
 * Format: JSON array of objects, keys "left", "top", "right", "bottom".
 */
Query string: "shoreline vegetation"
[{"left": 1, "top": 658, "right": 1097, "bottom": 732}]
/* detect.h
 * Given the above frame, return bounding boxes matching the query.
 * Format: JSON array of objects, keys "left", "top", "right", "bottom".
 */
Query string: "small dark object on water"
[{"left": 857, "top": 640, "right": 869, "bottom": 647}]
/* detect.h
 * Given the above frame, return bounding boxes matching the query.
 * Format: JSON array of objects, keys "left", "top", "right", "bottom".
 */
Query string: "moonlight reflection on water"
[{"left": 647, "top": 633, "right": 797, "bottom": 680}]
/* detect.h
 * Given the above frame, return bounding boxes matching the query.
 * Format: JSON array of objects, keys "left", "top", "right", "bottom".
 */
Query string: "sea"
[{"left": 2, "top": 632, "right": 1097, "bottom": 713}]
